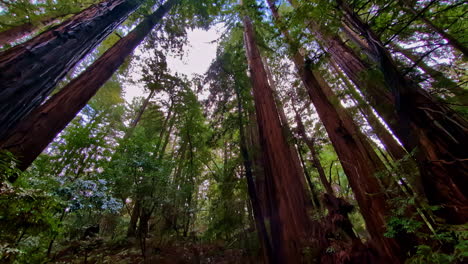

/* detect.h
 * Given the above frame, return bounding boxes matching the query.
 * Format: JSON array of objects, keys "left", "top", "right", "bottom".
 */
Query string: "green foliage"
[
  {"left": 0, "top": 152, "right": 62, "bottom": 262},
  {"left": 0, "top": 0, "right": 466, "bottom": 262},
  {"left": 406, "top": 228, "right": 468, "bottom": 264}
]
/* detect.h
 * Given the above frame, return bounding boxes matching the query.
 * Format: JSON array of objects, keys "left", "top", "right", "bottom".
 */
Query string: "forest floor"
[{"left": 50, "top": 237, "right": 260, "bottom": 264}]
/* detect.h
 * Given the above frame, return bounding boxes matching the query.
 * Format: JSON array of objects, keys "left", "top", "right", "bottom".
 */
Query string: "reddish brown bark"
[
  {"left": 264, "top": 58, "right": 314, "bottom": 209},
  {"left": 301, "top": 67, "right": 402, "bottom": 263},
  {"left": 0, "top": 0, "right": 180, "bottom": 171},
  {"left": 337, "top": 0, "right": 468, "bottom": 223},
  {"left": 243, "top": 15, "right": 312, "bottom": 263},
  {"left": 293, "top": 107, "right": 369, "bottom": 263},
  {"left": 0, "top": 10, "right": 79, "bottom": 48},
  {"left": 266, "top": 1, "right": 403, "bottom": 262},
  {"left": 247, "top": 113, "right": 271, "bottom": 222},
  {"left": 0, "top": 0, "right": 143, "bottom": 139},
  {"left": 287, "top": 0, "right": 468, "bottom": 223},
  {"left": 0, "top": 21, "right": 47, "bottom": 47},
  {"left": 234, "top": 84, "right": 275, "bottom": 263}
]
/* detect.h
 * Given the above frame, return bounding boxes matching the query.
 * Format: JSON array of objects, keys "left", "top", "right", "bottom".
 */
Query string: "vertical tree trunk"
[
  {"left": 266, "top": 1, "right": 403, "bottom": 262},
  {"left": 0, "top": 0, "right": 145, "bottom": 139},
  {"left": 243, "top": 15, "right": 312, "bottom": 263},
  {"left": 337, "top": 0, "right": 468, "bottom": 223},
  {"left": 296, "top": 145, "right": 321, "bottom": 209},
  {"left": 0, "top": 0, "right": 180, "bottom": 171},
  {"left": 127, "top": 200, "right": 141, "bottom": 237},
  {"left": 302, "top": 61, "right": 402, "bottom": 264},
  {"left": 246, "top": 112, "right": 271, "bottom": 221},
  {"left": 234, "top": 81, "right": 275, "bottom": 263},
  {"left": 263, "top": 57, "right": 314, "bottom": 209}
]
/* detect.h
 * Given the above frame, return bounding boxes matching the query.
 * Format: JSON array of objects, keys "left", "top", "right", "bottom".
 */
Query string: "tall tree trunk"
[
  {"left": 293, "top": 114, "right": 365, "bottom": 261},
  {"left": 337, "top": 0, "right": 468, "bottom": 223},
  {"left": 122, "top": 89, "right": 156, "bottom": 141},
  {"left": 302, "top": 60, "right": 401, "bottom": 264},
  {"left": 0, "top": 0, "right": 144, "bottom": 139},
  {"left": 246, "top": 112, "right": 271, "bottom": 221},
  {"left": 243, "top": 15, "right": 312, "bottom": 263},
  {"left": 234, "top": 80, "right": 275, "bottom": 263},
  {"left": 137, "top": 209, "right": 151, "bottom": 238},
  {"left": 266, "top": 1, "right": 403, "bottom": 262},
  {"left": 263, "top": 57, "right": 314, "bottom": 209},
  {"left": 0, "top": 0, "right": 180, "bottom": 171}
]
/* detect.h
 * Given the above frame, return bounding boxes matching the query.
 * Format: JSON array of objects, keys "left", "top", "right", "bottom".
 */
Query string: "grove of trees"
[{"left": 0, "top": 0, "right": 466, "bottom": 263}]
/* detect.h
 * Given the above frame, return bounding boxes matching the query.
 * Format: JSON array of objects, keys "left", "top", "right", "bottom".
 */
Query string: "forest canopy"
[{"left": 0, "top": 0, "right": 467, "bottom": 263}]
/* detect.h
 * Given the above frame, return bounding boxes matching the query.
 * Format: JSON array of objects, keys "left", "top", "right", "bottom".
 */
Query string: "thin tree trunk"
[
  {"left": 296, "top": 145, "right": 321, "bottom": 209},
  {"left": 130, "top": 90, "right": 155, "bottom": 129},
  {"left": 399, "top": 0, "right": 468, "bottom": 58},
  {"left": 389, "top": 43, "right": 466, "bottom": 102},
  {"left": 293, "top": 109, "right": 334, "bottom": 196},
  {"left": 154, "top": 100, "right": 174, "bottom": 154},
  {"left": 243, "top": 15, "right": 312, "bottom": 263},
  {"left": 0, "top": 0, "right": 144, "bottom": 139},
  {"left": 329, "top": 60, "right": 408, "bottom": 161},
  {"left": 0, "top": 0, "right": 181, "bottom": 171},
  {"left": 337, "top": 0, "right": 468, "bottom": 223},
  {"left": 127, "top": 199, "right": 141, "bottom": 237},
  {"left": 266, "top": 1, "right": 403, "bottom": 262}
]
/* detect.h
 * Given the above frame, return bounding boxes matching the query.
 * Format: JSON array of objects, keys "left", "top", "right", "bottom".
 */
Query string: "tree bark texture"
[
  {"left": 300, "top": 65, "right": 402, "bottom": 263},
  {"left": 337, "top": 0, "right": 468, "bottom": 223},
  {"left": 0, "top": 0, "right": 180, "bottom": 171},
  {"left": 264, "top": 57, "right": 314, "bottom": 210},
  {"left": 0, "top": 0, "right": 143, "bottom": 140},
  {"left": 234, "top": 84, "right": 275, "bottom": 263},
  {"left": 0, "top": 17, "right": 58, "bottom": 47},
  {"left": 266, "top": 2, "right": 403, "bottom": 262},
  {"left": 243, "top": 15, "right": 312, "bottom": 263}
]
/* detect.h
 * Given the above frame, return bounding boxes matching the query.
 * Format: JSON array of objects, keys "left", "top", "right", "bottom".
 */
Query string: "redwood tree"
[
  {"left": 0, "top": 0, "right": 143, "bottom": 139},
  {"left": 336, "top": 0, "right": 468, "bottom": 224},
  {"left": 266, "top": 1, "right": 405, "bottom": 262},
  {"left": 0, "top": 0, "right": 181, "bottom": 171},
  {"left": 243, "top": 13, "right": 312, "bottom": 263}
]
